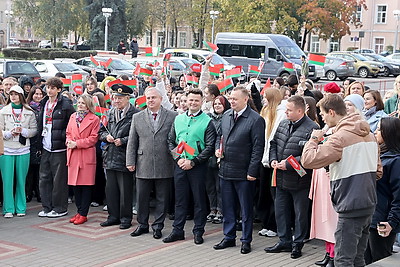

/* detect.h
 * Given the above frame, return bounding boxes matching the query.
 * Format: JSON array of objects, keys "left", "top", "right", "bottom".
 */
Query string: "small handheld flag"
[
  {"left": 139, "top": 68, "right": 153, "bottom": 76},
  {"left": 73, "top": 85, "right": 83, "bottom": 95},
  {"left": 308, "top": 54, "right": 326, "bottom": 66},
  {"left": 287, "top": 155, "right": 307, "bottom": 177},
  {"left": 145, "top": 47, "right": 153, "bottom": 57},
  {"left": 217, "top": 78, "right": 233, "bottom": 93},
  {"left": 61, "top": 78, "right": 71, "bottom": 87},
  {"left": 190, "top": 63, "right": 202, "bottom": 73},
  {"left": 248, "top": 65, "right": 261, "bottom": 75},
  {"left": 225, "top": 68, "right": 241, "bottom": 79},
  {"left": 136, "top": 95, "right": 147, "bottom": 108},
  {"left": 203, "top": 41, "right": 218, "bottom": 53},
  {"left": 284, "top": 62, "right": 295, "bottom": 72},
  {"left": 260, "top": 78, "right": 271, "bottom": 96},
  {"left": 72, "top": 74, "right": 83, "bottom": 84}
]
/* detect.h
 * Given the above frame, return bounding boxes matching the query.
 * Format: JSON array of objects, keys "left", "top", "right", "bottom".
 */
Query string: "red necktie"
[
  {"left": 152, "top": 113, "right": 157, "bottom": 121},
  {"left": 234, "top": 113, "right": 238, "bottom": 122}
]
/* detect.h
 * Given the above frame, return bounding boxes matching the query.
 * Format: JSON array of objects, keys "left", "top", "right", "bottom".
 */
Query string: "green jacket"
[{"left": 384, "top": 94, "right": 398, "bottom": 114}]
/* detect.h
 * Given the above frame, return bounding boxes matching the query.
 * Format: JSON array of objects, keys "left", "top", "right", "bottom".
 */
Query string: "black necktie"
[
  {"left": 288, "top": 121, "right": 294, "bottom": 134},
  {"left": 234, "top": 113, "right": 238, "bottom": 122}
]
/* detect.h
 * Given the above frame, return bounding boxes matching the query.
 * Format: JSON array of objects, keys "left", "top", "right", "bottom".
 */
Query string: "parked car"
[
  {"left": 327, "top": 52, "right": 384, "bottom": 78},
  {"left": 353, "top": 49, "right": 375, "bottom": 54},
  {"left": 32, "top": 60, "right": 89, "bottom": 80},
  {"left": 38, "top": 40, "right": 52, "bottom": 48},
  {"left": 386, "top": 53, "right": 400, "bottom": 62},
  {"left": 70, "top": 41, "right": 92, "bottom": 51},
  {"left": 74, "top": 57, "right": 134, "bottom": 82},
  {"left": 361, "top": 53, "right": 400, "bottom": 77},
  {"left": 0, "top": 59, "right": 41, "bottom": 82},
  {"left": 9, "top": 38, "right": 20, "bottom": 47},
  {"left": 323, "top": 56, "right": 356, "bottom": 81},
  {"left": 129, "top": 56, "right": 196, "bottom": 78}
]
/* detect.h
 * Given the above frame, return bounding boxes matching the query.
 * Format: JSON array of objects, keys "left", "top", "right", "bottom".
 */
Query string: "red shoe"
[
  {"left": 74, "top": 215, "right": 87, "bottom": 225},
  {"left": 69, "top": 214, "right": 80, "bottom": 223}
]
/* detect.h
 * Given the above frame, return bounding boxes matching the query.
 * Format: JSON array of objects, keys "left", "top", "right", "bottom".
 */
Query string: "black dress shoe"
[
  {"left": 168, "top": 214, "right": 175, "bottom": 220},
  {"left": 162, "top": 232, "right": 185, "bottom": 243},
  {"left": 315, "top": 252, "right": 330, "bottom": 266},
  {"left": 291, "top": 246, "right": 302, "bottom": 259},
  {"left": 264, "top": 242, "right": 292, "bottom": 253},
  {"left": 213, "top": 239, "right": 236, "bottom": 250},
  {"left": 153, "top": 229, "right": 162, "bottom": 239},
  {"left": 326, "top": 257, "right": 334, "bottom": 267},
  {"left": 241, "top": 242, "right": 251, "bottom": 254},
  {"left": 100, "top": 220, "right": 120, "bottom": 227},
  {"left": 186, "top": 214, "right": 193, "bottom": 220},
  {"left": 130, "top": 227, "right": 149, "bottom": 237},
  {"left": 119, "top": 224, "right": 132, "bottom": 230},
  {"left": 194, "top": 234, "right": 204, "bottom": 245}
]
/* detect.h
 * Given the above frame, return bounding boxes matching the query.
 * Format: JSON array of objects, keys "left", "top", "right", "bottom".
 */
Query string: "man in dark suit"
[
  {"left": 126, "top": 87, "right": 177, "bottom": 239},
  {"left": 213, "top": 86, "right": 265, "bottom": 254},
  {"left": 265, "top": 95, "right": 319, "bottom": 259},
  {"left": 164, "top": 88, "right": 216, "bottom": 245}
]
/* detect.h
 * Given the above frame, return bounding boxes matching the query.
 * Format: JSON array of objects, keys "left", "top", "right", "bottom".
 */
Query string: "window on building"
[
  {"left": 311, "top": 36, "right": 320, "bottom": 53},
  {"left": 168, "top": 31, "right": 174, "bottom": 47},
  {"left": 145, "top": 30, "right": 151, "bottom": 46},
  {"left": 376, "top": 5, "right": 387, "bottom": 24},
  {"left": 179, "top": 32, "right": 187, "bottom": 47},
  {"left": 374, "top": 38, "right": 385, "bottom": 54},
  {"left": 156, "top": 32, "right": 164, "bottom": 47},
  {"left": 329, "top": 38, "right": 340, "bottom": 52},
  {"left": 355, "top": 6, "right": 362, "bottom": 23}
]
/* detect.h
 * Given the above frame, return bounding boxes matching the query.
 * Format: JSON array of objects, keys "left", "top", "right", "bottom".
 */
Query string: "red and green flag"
[
  {"left": 213, "top": 64, "right": 224, "bottom": 72},
  {"left": 90, "top": 55, "right": 99, "bottom": 66},
  {"left": 139, "top": 68, "right": 153, "bottom": 76},
  {"left": 182, "top": 141, "right": 195, "bottom": 156},
  {"left": 145, "top": 47, "right": 153, "bottom": 56},
  {"left": 100, "top": 115, "right": 108, "bottom": 127},
  {"left": 185, "top": 75, "right": 199, "bottom": 85},
  {"left": 308, "top": 54, "right": 326, "bottom": 66},
  {"left": 104, "top": 94, "right": 111, "bottom": 103},
  {"left": 260, "top": 78, "right": 271, "bottom": 96},
  {"left": 225, "top": 68, "right": 241, "bottom": 79},
  {"left": 95, "top": 106, "right": 109, "bottom": 116},
  {"left": 72, "top": 74, "right": 83, "bottom": 83},
  {"left": 209, "top": 66, "right": 221, "bottom": 76},
  {"left": 61, "top": 78, "right": 71, "bottom": 87},
  {"left": 100, "top": 58, "right": 113, "bottom": 68},
  {"left": 164, "top": 53, "right": 171, "bottom": 62},
  {"left": 134, "top": 63, "right": 141, "bottom": 76},
  {"left": 203, "top": 41, "right": 218, "bottom": 53},
  {"left": 217, "top": 78, "right": 233, "bottom": 93},
  {"left": 284, "top": 62, "right": 295, "bottom": 72},
  {"left": 190, "top": 63, "right": 202, "bottom": 73},
  {"left": 107, "top": 79, "right": 121, "bottom": 88},
  {"left": 136, "top": 95, "right": 147, "bottom": 108},
  {"left": 121, "top": 79, "right": 138, "bottom": 89},
  {"left": 248, "top": 65, "right": 260, "bottom": 74}
]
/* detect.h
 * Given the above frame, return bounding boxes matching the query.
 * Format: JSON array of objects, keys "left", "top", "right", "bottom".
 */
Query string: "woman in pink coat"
[{"left": 66, "top": 95, "right": 100, "bottom": 225}]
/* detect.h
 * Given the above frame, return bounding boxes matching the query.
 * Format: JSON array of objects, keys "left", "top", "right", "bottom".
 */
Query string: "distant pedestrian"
[
  {"left": 130, "top": 38, "right": 139, "bottom": 58},
  {"left": 301, "top": 55, "right": 309, "bottom": 78},
  {"left": 117, "top": 40, "right": 127, "bottom": 55}
]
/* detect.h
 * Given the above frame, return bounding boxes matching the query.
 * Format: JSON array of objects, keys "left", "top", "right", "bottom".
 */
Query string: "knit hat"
[
  {"left": 344, "top": 94, "right": 364, "bottom": 112},
  {"left": 324, "top": 82, "right": 341, "bottom": 94}
]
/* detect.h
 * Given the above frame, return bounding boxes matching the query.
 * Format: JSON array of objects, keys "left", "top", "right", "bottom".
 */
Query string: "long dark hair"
[
  {"left": 7, "top": 90, "right": 33, "bottom": 111},
  {"left": 380, "top": 117, "right": 400, "bottom": 153}
]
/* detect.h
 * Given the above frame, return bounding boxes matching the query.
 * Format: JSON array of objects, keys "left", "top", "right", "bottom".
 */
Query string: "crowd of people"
[{"left": 0, "top": 54, "right": 399, "bottom": 267}]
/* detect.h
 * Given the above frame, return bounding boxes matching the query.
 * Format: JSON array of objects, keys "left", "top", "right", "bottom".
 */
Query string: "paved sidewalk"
[{"left": 0, "top": 201, "right": 328, "bottom": 266}]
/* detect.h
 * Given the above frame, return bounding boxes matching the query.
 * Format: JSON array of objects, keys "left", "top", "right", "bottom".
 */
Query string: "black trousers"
[
  {"left": 73, "top": 185, "right": 92, "bottom": 216},
  {"left": 26, "top": 163, "right": 41, "bottom": 200},
  {"left": 364, "top": 227, "right": 396, "bottom": 265},
  {"left": 105, "top": 170, "right": 133, "bottom": 225},
  {"left": 172, "top": 163, "right": 207, "bottom": 236},
  {"left": 257, "top": 166, "right": 277, "bottom": 231},
  {"left": 136, "top": 178, "right": 172, "bottom": 231}
]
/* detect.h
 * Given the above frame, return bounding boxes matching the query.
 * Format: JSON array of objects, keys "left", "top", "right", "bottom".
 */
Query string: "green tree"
[{"left": 126, "top": 0, "right": 149, "bottom": 38}]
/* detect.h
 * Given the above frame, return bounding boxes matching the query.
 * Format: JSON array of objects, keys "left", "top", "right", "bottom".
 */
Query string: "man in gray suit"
[{"left": 126, "top": 87, "right": 177, "bottom": 239}]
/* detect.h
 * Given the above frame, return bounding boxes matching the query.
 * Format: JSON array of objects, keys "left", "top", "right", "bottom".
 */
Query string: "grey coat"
[{"left": 126, "top": 106, "right": 177, "bottom": 179}]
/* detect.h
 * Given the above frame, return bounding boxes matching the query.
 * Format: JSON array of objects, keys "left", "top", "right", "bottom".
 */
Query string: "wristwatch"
[{"left": 190, "top": 160, "right": 195, "bottom": 167}]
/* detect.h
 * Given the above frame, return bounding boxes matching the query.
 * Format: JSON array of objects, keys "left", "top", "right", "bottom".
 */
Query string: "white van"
[{"left": 215, "top": 32, "right": 323, "bottom": 81}]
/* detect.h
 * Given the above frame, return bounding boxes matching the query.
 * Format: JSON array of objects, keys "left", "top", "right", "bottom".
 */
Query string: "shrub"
[{"left": 2, "top": 48, "right": 97, "bottom": 60}]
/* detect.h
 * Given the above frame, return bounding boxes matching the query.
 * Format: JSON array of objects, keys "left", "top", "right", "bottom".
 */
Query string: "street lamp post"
[
  {"left": 209, "top": 10, "right": 219, "bottom": 44},
  {"left": 4, "top": 10, "right": 13, "bottom": 48},
  {"left": 102, "top": 8, "right": 113, "bottom": 51},
  {"left": 394, "top": 10, "right": 400, "bottom": 53}
]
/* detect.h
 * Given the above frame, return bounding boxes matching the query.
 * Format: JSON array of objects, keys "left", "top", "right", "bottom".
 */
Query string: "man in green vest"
[{"left": 164, "top": 88, "right": 216, "bottom": 245}]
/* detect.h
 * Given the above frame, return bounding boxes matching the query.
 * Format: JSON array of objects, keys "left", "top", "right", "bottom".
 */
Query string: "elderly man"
[
  {"left": 126, "top": 87, "right": 177, "bottom": 239},
  {"left": 99, "top": 84, "right": 139, "bottom": 230},
  {"left": 213, "top": 86, "right": 265, "bottom": 254},
  {"left": 2, "top": 77, "right": 17, "bottom": 99},
  {"left": 164, "top": 88, "right": 216, "bottom": 245}
]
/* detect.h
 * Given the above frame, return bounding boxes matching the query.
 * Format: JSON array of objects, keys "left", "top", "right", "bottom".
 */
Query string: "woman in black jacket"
[{"left": 365, "top": 117, "right": 400, "bottom": 264}]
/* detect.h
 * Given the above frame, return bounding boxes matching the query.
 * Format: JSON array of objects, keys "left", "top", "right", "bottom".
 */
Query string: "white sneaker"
[
  {"left": 47, "top": 210, "right": 68, "bottom": 218},
  {"left": 258, "top": 228, "right": 269, "bottom": 236},
  {"left": 16, "top": 213, "right": 26, "bottom": 217},
  {"left": 4, "top": 213, "right": 13, "bottom": 218},
  {"left": 266, "top": 230, "right": 277, "bottom": 237},
  {"left": 91, "top": 202, "right": 100, "bottom": 207},
  {"left": 38, "top": 210, "right": 48, "bottom": 217},
  {"left": 103, "top": 205, "right": 108, "bottom": 211},
  {"left": 132, "top": 207, "right": 137, "bottom": 215}
]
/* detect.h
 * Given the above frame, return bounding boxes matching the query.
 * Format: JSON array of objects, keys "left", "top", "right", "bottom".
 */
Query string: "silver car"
[
  {"left": 32, "top": 60, "right": 88, "bottom": 80},
  {"left": 324, "top": 56, "right": 356, "bottom": 81}
]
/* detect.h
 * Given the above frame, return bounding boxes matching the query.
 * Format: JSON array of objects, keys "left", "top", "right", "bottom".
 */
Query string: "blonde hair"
[
  {"left": 394, "top": 75, "right": 400, "bottom": 94},
  {"left": 260, "top": 88, "right": 282, "bottom": 138},
  {"left": 78, "top": 94, "right": 96, "bottom": 113}
]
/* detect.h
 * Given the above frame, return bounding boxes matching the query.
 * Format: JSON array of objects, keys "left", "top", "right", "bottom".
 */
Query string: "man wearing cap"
[
  {"left": 37, "top": 77, "right": 75, "bottom": 218},
  {"left": 126, "top": 87, "right": 177, "bottom": 239},
  {"left": 99, "top": 84, "right": 139, "bottom": 229},
  {"left": 163, "top": 88, "right": 216, "bottom": 245}
]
